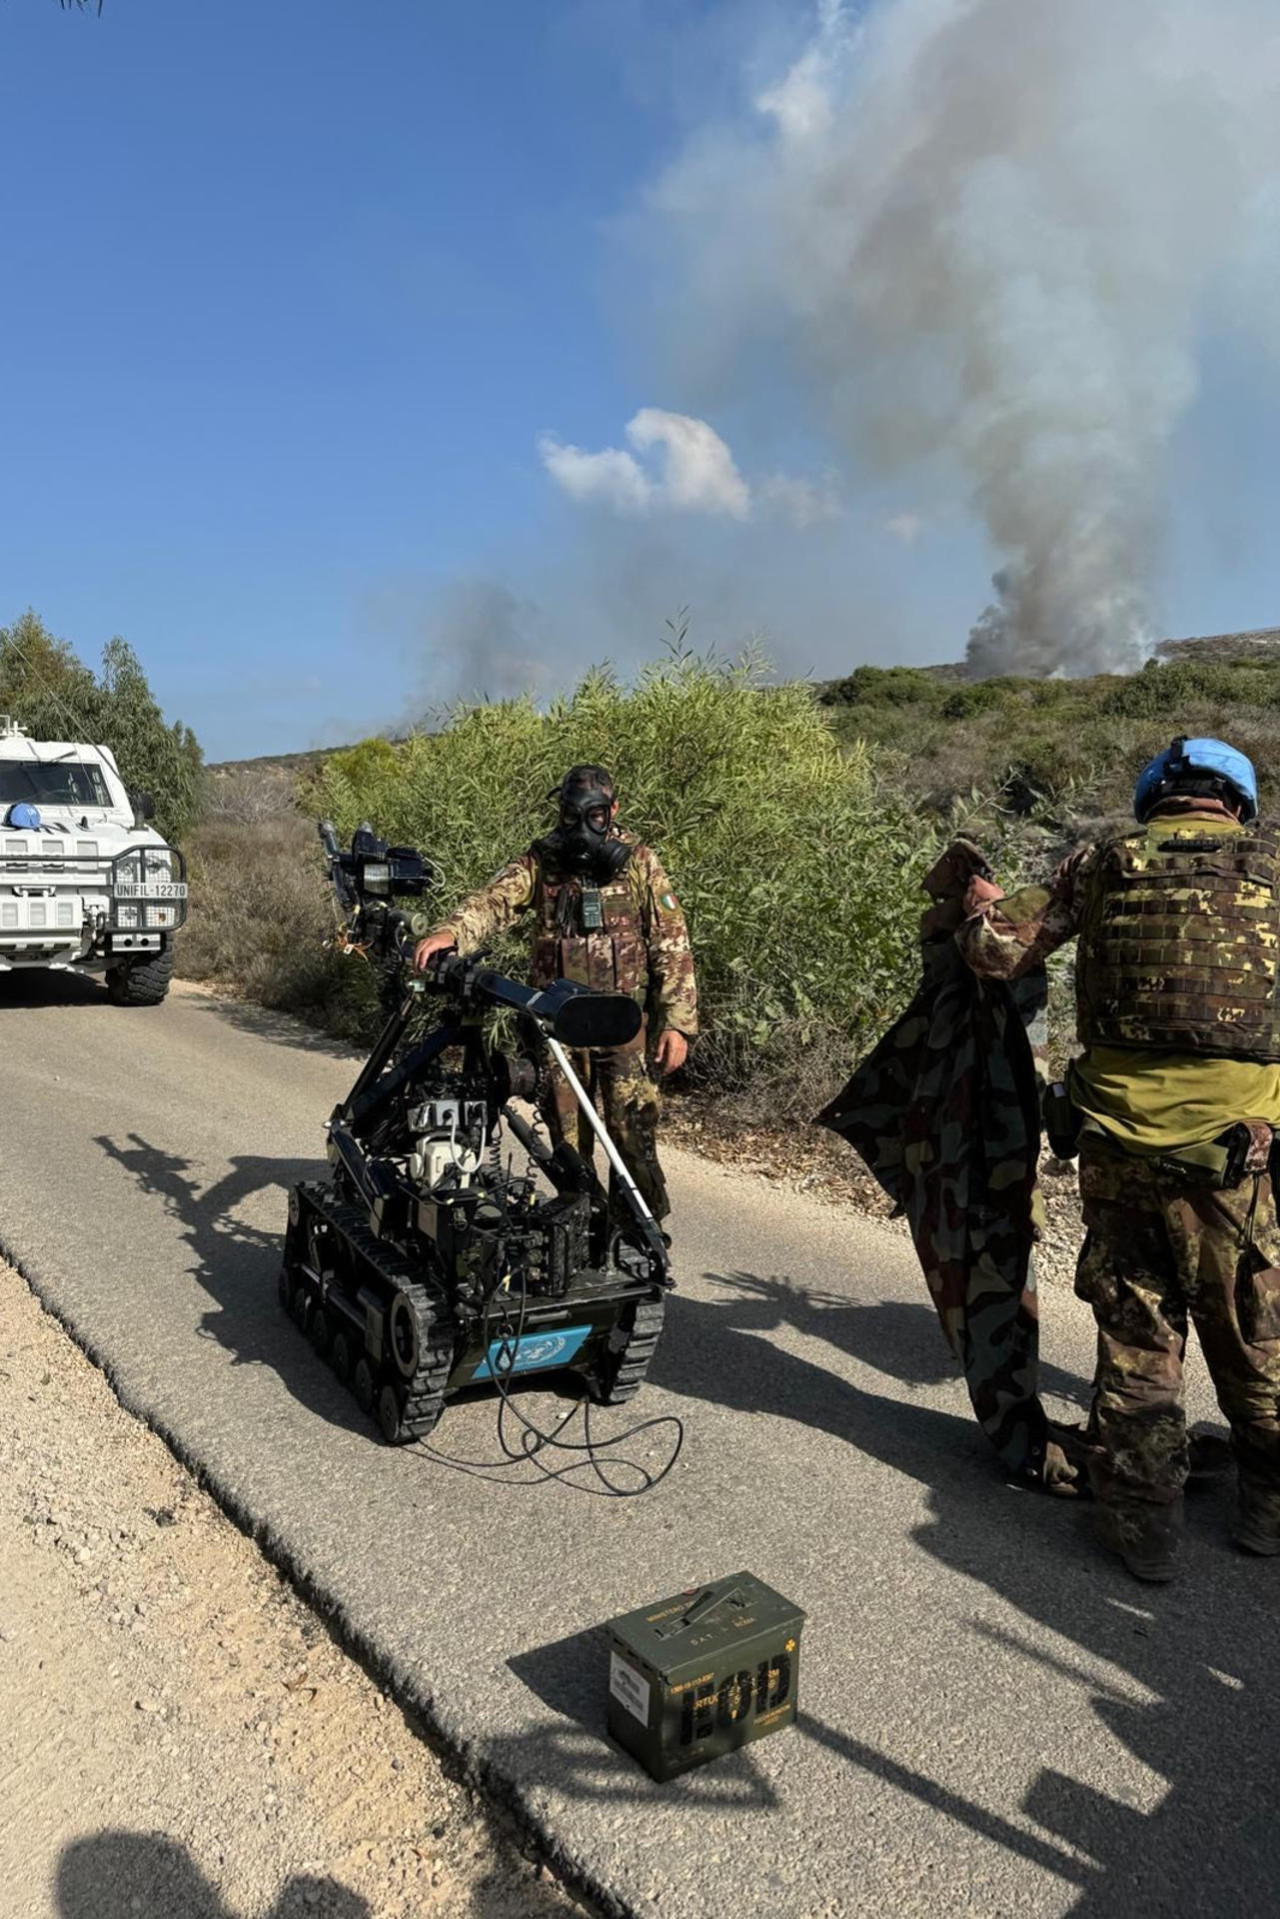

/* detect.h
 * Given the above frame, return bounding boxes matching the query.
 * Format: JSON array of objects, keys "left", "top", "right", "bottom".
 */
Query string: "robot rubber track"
[{"left": 281, "top": 1181, "right": 456, "bottom": 1445}]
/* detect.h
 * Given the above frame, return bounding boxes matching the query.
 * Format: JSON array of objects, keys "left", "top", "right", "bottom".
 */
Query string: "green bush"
[
  {"left": 940, "top": 679, "right": 1018, "bottom": 721},
  {"left": 310, "top": 649, "right": 940, "bottom": 1095},
  {"left": 821, "top": 664, "right": 943, "bottom": 709}
]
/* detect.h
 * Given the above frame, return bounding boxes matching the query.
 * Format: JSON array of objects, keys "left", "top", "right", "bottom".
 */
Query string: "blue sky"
[{"left": 1, "top": 1, "right": 1277, "bottom": 759}]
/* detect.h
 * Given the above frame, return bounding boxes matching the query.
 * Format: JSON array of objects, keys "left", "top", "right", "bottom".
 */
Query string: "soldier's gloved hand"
[
  {"left": 653, "top": 1030, "right": 689, "bottom": 1076},
  {"left": 961, "top": 873, "right": 1006, "bottom": 915},
  {"left": 413, "top": 931, "right": 457, "bottom": 973},
  {"left": 922, "top": 838, "right": 995, "bottom": 902}
]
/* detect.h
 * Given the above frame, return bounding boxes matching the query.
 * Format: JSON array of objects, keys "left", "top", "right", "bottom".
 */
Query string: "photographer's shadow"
[
  {"left": 94, "top": 1131, "right": 368, "bottom": 1438},
  {"left": 56, "top": 1833, "right": 367, "bottom": 1919}
]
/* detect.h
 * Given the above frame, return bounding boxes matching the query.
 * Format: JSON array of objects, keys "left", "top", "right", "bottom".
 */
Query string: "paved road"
[{"left": 0, "top": 978, "right": 1274, "bottom": 1919}]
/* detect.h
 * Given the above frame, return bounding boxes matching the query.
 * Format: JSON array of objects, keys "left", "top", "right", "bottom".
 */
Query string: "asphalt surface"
[{"left": 0, "top": 976, "right": 1275, "bottom": 1919}]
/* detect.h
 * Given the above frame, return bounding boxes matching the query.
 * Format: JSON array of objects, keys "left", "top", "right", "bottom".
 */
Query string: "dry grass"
[{"left": 176, "top": 814, "right": 378, "bottom": 1040}]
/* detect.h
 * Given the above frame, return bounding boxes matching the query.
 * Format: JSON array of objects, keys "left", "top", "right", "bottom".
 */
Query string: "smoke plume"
[
  {"left": 390, "top": 579, "right": 554, "bottom": 721},
  {"left": 644, "top": 0, "right": 1280, "bottom": 675}
]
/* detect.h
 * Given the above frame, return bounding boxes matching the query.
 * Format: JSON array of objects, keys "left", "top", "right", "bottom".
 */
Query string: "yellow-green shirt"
[{"left": 1070, "top": 1046, "right": 1280, "bottom": 1155}]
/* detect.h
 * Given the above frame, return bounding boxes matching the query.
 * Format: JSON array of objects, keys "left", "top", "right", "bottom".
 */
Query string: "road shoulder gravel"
[{"left": 0, "top": 1259, "right": 581, "bottom": 1919}]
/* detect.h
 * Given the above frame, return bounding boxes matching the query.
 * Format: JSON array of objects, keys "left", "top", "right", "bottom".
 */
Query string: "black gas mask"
[{"left": 546, "top": 782, "right": 631, "bottom": 881}]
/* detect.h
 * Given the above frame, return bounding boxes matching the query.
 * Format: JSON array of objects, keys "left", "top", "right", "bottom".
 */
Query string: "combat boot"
[
  {"left": 1094, "top": 1497, "right": 1183, "bottom": 1583},
  {"left": 1232, "top": 1486, "right": 1280, "bottom": 1556},
  {"left": 1233, "top": 1507, "right": 1280, "bottom": 1556},
  {"left": 1231, "top": 1425, "right": 1280, "bottom": 1555},
  {"left": 1187, "top": 1425, "right": 1234, "bottom": 1485}
]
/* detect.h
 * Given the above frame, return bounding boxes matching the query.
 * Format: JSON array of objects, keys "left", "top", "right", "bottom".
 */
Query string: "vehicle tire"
[
  {"left": 106, "top": 946, "right": 174, "bottom": 1008},
  {"left": 277, "top": 1263, "right": 295, "bottom": 1315}
]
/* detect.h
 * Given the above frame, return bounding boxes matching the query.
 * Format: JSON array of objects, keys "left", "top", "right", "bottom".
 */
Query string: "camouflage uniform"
[
  {"left": 958, "top": 800, "right": 1280, "bottom": 1543},
  {"left": 1077, "top": 1130, "right": 1280, "bottom": 1532},
  {"left": 430, "top": 829, "right": 697, "bottom": 1222}
]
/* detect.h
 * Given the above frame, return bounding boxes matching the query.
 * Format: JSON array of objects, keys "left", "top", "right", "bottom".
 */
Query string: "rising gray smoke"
[
  {"left": 404, "top": 579, "right": 553, "bottom": 720},
  {"left": 646, "top": 0, "right": 1280, "bottom": 675}
]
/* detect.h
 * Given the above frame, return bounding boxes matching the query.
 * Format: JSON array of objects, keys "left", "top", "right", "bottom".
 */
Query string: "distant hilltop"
[
  {"left": 910, "top": 625, "right": 1280, "bottom": 687},
  {"left": 1157, "top": 626, "right": 1280, "bottom": 665},
  {"left": 208, "top": 625, "right": 1279, "bottom": 771}
]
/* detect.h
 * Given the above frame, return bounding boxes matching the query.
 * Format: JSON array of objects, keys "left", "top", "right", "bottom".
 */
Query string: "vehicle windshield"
[{"left": 0, "top": 760, "right": 113, "bottom": 809}]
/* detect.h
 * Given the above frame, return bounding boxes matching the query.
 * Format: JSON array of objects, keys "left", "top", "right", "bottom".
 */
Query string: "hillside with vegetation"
[
  {"left": 180, "top": 629, "right": 1280, "bottom": 1126},
  {"left": 819, "top": 629, "right": 1280, "bottom": 826}
]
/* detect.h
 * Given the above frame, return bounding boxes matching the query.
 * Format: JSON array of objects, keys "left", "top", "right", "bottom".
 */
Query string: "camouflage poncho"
[{"left": 817, "top": 937, "right": 1053, "bottom": 1482}]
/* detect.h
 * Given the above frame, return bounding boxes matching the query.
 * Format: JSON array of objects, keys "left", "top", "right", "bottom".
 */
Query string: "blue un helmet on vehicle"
[{"left": 1134, "top": 737, "right": 1259, "bottom": 825}]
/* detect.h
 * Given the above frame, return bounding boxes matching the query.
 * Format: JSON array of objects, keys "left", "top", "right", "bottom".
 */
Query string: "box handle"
[{"left": 653, "top": 1585, "right": 744, "bottom": 1639}]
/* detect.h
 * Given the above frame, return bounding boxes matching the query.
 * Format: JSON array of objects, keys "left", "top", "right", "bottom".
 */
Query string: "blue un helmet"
[
  {"left": 1134, "top": 737, "right": 1259, "bottom": 825},
  {"left": 5, "top": 802, "right": 41, "bottom": 829}
]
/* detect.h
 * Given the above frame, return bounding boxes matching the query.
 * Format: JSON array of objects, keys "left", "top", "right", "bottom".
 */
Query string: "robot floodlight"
[{"left": 441, "top": 960, "right": 643, "bottom": 1051}]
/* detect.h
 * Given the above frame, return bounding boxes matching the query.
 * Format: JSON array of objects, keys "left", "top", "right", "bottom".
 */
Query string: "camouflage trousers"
[
  {"left": 1076, "top": 1132, "right": 1280, "bottom": 1523},
  {"left": 540, "top": 1023, "right": 669, "bottom": 1224}
]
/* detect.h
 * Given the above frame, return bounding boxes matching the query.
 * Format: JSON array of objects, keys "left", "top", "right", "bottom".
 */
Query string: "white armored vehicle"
[{"left": 0, "top": 717, "right": 187, "bottom": 1005}]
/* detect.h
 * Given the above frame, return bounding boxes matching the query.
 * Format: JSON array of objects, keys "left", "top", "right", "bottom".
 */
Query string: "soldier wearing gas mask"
[{"left": 413, "top": 765, "right": 697, "bottom": 1223}]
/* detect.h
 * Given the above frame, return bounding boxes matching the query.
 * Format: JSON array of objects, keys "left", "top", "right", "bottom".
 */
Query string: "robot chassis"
[{"left": 278, "top": 823, "right": 673, "bottom": 1445}]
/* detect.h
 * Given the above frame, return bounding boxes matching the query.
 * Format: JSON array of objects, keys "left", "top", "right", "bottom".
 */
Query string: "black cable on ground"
[{"left": 413, "top": 1273, "right": 683, "bottom": 1496}]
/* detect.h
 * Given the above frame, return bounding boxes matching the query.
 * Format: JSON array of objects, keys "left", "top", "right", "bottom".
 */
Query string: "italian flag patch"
[{"left": 660, "top": 892, "right": 677, "bottom": 910}]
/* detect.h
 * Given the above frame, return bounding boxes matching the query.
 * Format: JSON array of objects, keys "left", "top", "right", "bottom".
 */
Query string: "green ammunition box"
[{"left": 605, "top": 1571, "right": 805, "bottom": 1783}]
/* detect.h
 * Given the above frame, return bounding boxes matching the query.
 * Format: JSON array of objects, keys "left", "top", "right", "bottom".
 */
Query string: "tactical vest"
[
  {"left": 1076, "top": 819, "right": 1280, "bottom": 1061},
  {"left": 529, "top": 844, "right": 648, "bottom": 1009}
]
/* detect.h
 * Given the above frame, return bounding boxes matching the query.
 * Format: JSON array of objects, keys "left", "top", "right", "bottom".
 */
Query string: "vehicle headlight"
[
  {"left": 115, "top": 902, "right": 140, "bottom": 928},
  {"left": 144, "top": 849, "right": 175, "bottom": 883},
  {"left": 146, "top": 903, "right": 178, "bottom": 929}
]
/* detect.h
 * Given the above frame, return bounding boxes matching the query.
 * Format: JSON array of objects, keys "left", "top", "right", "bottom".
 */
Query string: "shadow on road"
[
  {"left": 912, "top": 1482, "right": 1280, "bottom": 1918},
  {"left": 654, "top": 1269, "right": 1278, "bottom": 1916},
  {"left": 696, "top": 1267, "right": 1090, "bottom": 1408},
  {"left": 0, "top": 969, "right": 106, "bottom": 1009},
  {"left": 94, "top": 1131, "right": 369, "bottom": 1438},
  {"left": 652, "top": 1282, "right": 996, "bottom": 1486},
  {"left": 56, "top": 1832, "right": 369, "bottom": 1918}
]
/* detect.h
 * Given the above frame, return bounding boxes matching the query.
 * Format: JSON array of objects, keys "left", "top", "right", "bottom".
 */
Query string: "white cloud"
[
  {"left": 540, "top": 408, "right": 836, "bottom": 529},
  {"left": 885, "top": 512, "right": 924, "bottom": 547},
  {"left": 625, "top": 408, "right": 752, "bottom": 518},
  {"left": 536, "top": 436, "right": 653, "bottom": 514}
]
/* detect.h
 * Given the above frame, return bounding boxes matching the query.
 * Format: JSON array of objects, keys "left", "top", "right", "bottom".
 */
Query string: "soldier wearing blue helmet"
[{"left": 952, "top": 734, "right": 1280, "bottom": 1582}]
